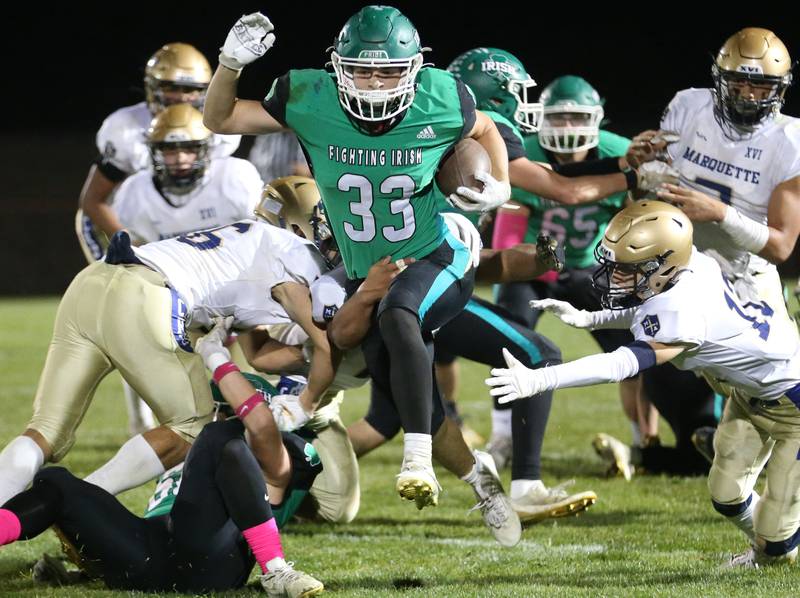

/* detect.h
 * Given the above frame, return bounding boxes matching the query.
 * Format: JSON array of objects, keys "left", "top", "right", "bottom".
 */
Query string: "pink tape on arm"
[
  {"left": 491, "top": 210, "right": 528, "bottom": 250},
  {"left": 242, "top": 518, "right": 284, "bottom": 574}
]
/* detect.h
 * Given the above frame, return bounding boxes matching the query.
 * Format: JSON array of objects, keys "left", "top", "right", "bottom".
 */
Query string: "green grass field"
[{"left": 1, "top": 294, "right": 799, "bottom": 597}]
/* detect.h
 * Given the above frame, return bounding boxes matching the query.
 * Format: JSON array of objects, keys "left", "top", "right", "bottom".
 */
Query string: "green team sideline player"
[{"left": 203, "top": 6, "right": 513, "bottom": 508}]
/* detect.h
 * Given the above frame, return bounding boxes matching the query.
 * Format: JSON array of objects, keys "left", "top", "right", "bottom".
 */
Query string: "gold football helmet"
[
  {"left": 256, "top": 176, "right": 340, "bottom": 266},
  {"left": 147, "top": 104, "right": 212, "bottom": 197},
  {"left": 144, "top": 43, "right": 212, "bottom": 115},
  {"left": 593, "top": 200, "right": 693, "bottom": 309},
  {"left": 711, "top": 28, "right": 793, "bottom": 137}
]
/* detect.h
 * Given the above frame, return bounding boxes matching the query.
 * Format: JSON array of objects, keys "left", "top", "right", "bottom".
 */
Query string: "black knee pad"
[
  {"left": 378, "top": 307, "right": 420, "bottom": 345},
  {"left": 194, "top": 419, "right": 245, "bottom": 461}
]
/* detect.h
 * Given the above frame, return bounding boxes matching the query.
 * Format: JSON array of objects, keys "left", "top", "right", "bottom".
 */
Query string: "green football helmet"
[
  {"left": 330, "top": 5, "right": 425, "bottom": 122},
  {"left": 447, "top": 47, "right": 542, "bottom": 132},
  {"left": 538, "top": 75, "right": 604, "bottom": 154}
]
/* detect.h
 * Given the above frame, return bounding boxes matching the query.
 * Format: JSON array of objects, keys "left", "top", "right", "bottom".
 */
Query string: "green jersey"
[
  {"left": 515, "top": 130, "right": 630, "bottom": 269},
  {"left": 435, "top": 109, "right": 526, "bottom": 227},
  {"left": 264, "top": 68, "right": 476, "bottom": 279}
]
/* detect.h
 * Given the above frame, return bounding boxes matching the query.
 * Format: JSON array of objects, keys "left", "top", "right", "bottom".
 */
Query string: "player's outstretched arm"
[
  {"left": 204, "top": 13, "right": 285, "bottom": 135},
  {"left": 272, "top": 282, "right": 336, "bottom": 413},
  {"left": 327, "top": 257, "right": 409, "bottom": 350},
  {"left": 195, "top": 317, "right": 290, "bottom": 486},
  {"left": 237, "top": 328, "right": 307, "bottom": 375},
  {"left": 485, "top": 341, "right": 684, "bottom": 403},
  {"left": 530, "top": 299, "right": 637, "bottom": 330},
  {"left": 476, "top": 234, "right": 564, "bottom": 283}
]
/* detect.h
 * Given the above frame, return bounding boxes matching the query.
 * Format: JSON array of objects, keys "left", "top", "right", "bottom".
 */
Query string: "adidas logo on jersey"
[{"left": 416, "top": 126, "right": 436, "bottom": 139}]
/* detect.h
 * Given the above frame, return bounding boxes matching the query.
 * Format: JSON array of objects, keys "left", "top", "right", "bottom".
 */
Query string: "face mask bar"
[
  {"left": 331, "top": 52, "right": 423, "bottom": 122},
  {"left": 146, "top": 80, "right": 208, "bottom": 114},
  {"left": 150, "top": 140, "right": 211, "bottom": 197},
  {"left": 539, "top": 105, "right": 604, "bottom": 153},
  {"left": 508, "top": 78, "right": 543, "bottom": 133},
  {"left": 592, "top": 244, "right": 664, "bottom": 310}
]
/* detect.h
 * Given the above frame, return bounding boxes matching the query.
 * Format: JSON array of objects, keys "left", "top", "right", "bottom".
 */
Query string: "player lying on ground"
[
  {"left": 487, "top": 200, "right": 800, "bottom": 567},
  {"left": 0, "top": 319, "right": 323, "bottom": 597}
]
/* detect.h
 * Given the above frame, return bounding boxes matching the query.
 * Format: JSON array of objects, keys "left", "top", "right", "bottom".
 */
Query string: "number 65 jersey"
[
  {"left": 134, "top": 220, "right": 327, "bottom": 330},
  {"left": 630, "top": 249, "right": 800, "bottom": 401},
  {"left": 661, "top": 88, "right": 800, "bottom": 276}
]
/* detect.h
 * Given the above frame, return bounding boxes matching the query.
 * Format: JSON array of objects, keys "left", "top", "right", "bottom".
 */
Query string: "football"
[{"left": 435, "top": 138, "right": 491, "bottom": 198}]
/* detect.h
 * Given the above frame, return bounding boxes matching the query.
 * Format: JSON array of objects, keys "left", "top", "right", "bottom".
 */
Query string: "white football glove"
[
  {"left": 442, "top": 212, "right": 482, "bottom": 269},
  {"left": 637, "top": 161, "right": 680, "bottom": 192},
  {"left": 448, "top": 170, "right": 511, "bottom": 213},
  {"left": 529, "top": 299, "right": 594, "bottom": 329},
  {"left": 195, "top": 316, "right": 233, "bottom": 371},
  {"left": 219, "top": 13, "right": 275, "bottom": 71},
  {"left": 485, "top": 348, "right": 544, "bottom": 403},
  {"left": 269, "top": 394, "right": 311, "bottom": 432}
]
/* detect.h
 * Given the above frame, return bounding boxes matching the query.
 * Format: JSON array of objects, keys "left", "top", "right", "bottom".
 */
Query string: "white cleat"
[
  {"left": 468, "top": 450, "right": 522, "bottom": 547},
  {"left": 260, "top": 563, "right": 324, "bottom": 597},
  {"left": 592, "top": 433, "right": 634, "bottom": 481},
  {"left": 511, "top": 480, "right": 597, "bottom": 525},
  {"left": 724, "top": 546, "right": 797, "bottom": 569},
  {"left": 485, "top": 433, "right": 513, "bottom": 471},
  {"left": 396, "top": 460, "right": 441, "bottom": 510}
]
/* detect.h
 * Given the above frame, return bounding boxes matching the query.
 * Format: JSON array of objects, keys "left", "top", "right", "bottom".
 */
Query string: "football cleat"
[
  {"left": 260, "top": 562, "right": 324, "bottom": 597},
  {"left": 725, "top": 546, "right": 797, "bottom": 569},
  {"left": 691, "top": 426, "right": 716, "bottom": 464},
  {"left": 511, "top": 480, "right": 598, "bottom": 525},
  {"left": 31, "top": 553, "right": 86, "bottom": 586},
  {"left": 396, "top": 460, "right": 441, "bottom": 510},
  {"left": 485, "top": 433, "right": 513, "bottom": 471},
  {"left": 725, "top": 548, "right": 760, "bottom": 569},
  {"left": 467, "top": 450, "right": 521, "bottom": 547},
  {"left": 592, "top": 433, "right": 634, "bottom": 481}
]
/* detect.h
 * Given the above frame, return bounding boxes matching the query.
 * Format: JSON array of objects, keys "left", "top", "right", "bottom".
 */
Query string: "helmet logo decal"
[
  {"left": 358, "top": 50, "right": 389, "bottom": 59},
  {"left": 481, "top": 60, "right": 518, "bottom": 75},
  {"left": 598, "top": 244, "right": 615, "bottom": 261},
  {"left": 641, "top": 314, "right": 661, "bottom": 337},
  {"left": 737, "top": 64, "right": 764, "bottom": 74}
]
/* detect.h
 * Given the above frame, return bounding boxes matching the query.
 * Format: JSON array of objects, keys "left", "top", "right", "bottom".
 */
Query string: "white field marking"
[{"left": 307, "top": 533, "right": 605, "bottom": 555}]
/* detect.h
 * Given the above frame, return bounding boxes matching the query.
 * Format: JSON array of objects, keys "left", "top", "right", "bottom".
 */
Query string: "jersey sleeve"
[
  {"left": 775, "top": 121, "right": 800, "bottom": 184},
  {"left": 95, "top": 111, "right": 139, "bottom": 181},
  {"left": 495, "top": 121, "right": 526, "bottom": 161},
  {"left": 310, "top": 267, "right": 347, "bottom": 324},
  {"left": 631, "top": 302, "right": 705, "bottom": 347},
  {"left": 227, "top": 158, "right": 264, "bottom": 218},
  {"left": 210, "top": 133, "right": 242, "bottom": 158},
  {"left": 456, "top": 79, "right": 477, "bottom": 140},
  {"left": 262, "top": 72, "right": 291, "bottom": 128},
  {"left": 112, "top": 176, "right": 152, "bottom": 244},
  {"left": 659, "top": 89, "right": 699, "bottom": 161}
]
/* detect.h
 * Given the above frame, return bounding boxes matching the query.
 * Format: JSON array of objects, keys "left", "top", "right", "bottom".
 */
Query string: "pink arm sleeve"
[{"left": 492, "top": 210, "right": 528, "bottom": 250}]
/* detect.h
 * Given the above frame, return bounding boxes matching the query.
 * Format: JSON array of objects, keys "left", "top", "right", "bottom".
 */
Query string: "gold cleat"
[
  {"left": 511, "top": 481, "right": 597, "bottom": 525},
  {"left": 396, "top": 461, "right": 441, "bottom": 510}
]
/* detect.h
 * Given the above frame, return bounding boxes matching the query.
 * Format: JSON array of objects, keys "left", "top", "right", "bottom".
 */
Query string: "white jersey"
[
  {"left": 113, "top": 157, "right": 262, "bottom": 243},
  {"left": 630, "top": 249, "right": 800, "bottom": 400},
  {"left": 96, "top": 101, "right": 241, "bottom": 178},
  {"left": 660, "top": 88, "right": 800, "bottom": 276},
  {"left": 134, "top": 220, "right": 326, "bottom": 330}
]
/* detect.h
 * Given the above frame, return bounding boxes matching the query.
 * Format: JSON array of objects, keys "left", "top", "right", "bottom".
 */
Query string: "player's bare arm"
[
  {"left": 79, "top": 165, "right": 125, "bottom": 237},
  {"left": 271, "top": 281, "right": 336, "bottom": 413},
  {"left": 237, "top": 328, "right": 307, "bottom": 375},
  {"left": 327, "top": 257, "right": 407, "bottom": 351},
  {"left": 468, "top": 111, "right": 510, "bottom": 185},
  {"left": 508, "top": 155, "right": 628, "bottom": 205},
  {"left": 476, "top": 234, "right": 564, "bottom": 283},
  {"left": 203, "top": 13, "right": 285, "bottom": 135}
]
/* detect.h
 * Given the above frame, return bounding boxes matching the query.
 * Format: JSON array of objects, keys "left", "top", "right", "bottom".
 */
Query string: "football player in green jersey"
[{"left": 204, "top": 7, "right": 512, "bottom": 508}]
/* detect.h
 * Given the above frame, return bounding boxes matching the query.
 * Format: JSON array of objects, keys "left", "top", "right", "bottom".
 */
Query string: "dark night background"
[{"left": 5, "top": 3, "right": 800, "bottom": 294}]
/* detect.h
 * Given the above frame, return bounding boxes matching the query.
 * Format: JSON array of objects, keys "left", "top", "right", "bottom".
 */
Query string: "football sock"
[
  {"left": 243, "top": 518, "right": 285, "bottom": 574},
  {"left": 510, "top": 479, "right": 544, "bottom": 500},
  {"left": 84, "top": 434, "right": 165, "bottom": 495},
  {"left": 731, "top": 492, "right": 759, "bottom": 544},
  {"left": 0, "top": 436, "right": 45, "bottom": 506},
  {"left": 0, "top": 509, "right": 21, "bottom": 546},
  {"left": 630, "top": 422, "right": 642, "bottom": 447},
  {"left": 490, "top": 408, "right": 512, "bottom": 438},
  {"left": 404, "top": 433, "right": 432, "bottom": 465}
]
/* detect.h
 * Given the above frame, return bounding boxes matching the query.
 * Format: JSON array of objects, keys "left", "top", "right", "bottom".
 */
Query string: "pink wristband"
[
  {"left": 213, "top": 362, "right": 240, "bottom": 384},
  {"left": 235, "top": 392, "right": 265, "bottom": 420}
]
